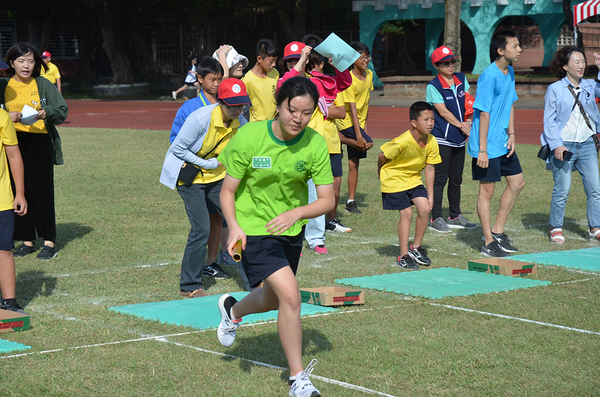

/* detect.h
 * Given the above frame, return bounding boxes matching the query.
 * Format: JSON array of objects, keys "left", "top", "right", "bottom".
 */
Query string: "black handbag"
[
  {"left": 177, "top": 135, "right": 228, "bottom": 186},
  {"left": 537, "top": 144, "right": 550, "bottom": 160}
]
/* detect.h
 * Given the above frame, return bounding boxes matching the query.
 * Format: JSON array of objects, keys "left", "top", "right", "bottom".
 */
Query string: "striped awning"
[{"left": 574, "top": 0, "right": 600, "bottom": 26}]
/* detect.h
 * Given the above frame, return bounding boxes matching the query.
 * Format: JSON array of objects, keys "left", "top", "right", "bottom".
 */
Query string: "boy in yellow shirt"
[
  {"left": 336, "top": 42, "right": 374, "bottom": 215},
  {"left": 0, "top": 100, "right": 28, "bottom": 313},
  {"left": 242, "top": 38, "right": 279, "bottom": 122},
  {"left": 378, "top": 102, "right": 441, "bottom": 270}
]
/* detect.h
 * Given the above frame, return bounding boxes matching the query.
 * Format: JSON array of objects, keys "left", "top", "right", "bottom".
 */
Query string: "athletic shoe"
[
  {"left": 171, "top": 91, "right": 177, "bottom": 100},
  {"left": 481, "top": 240, "right": 509, "bottom": 258},
  {"left": 13, "top": 244, "right": 36, "bottom": 258},
  {"left": 289, "top": 359, "right": 321, "bottom": 397},
  {"left": 345, "top": 201, "right": 362, "bottom": 214},
  {"left": 217, "top": 250, "right": 238, "bottom": 266},
  {"left": 203, "top": 263, "right": 230, "bottom": 279},
  {"left": 37, "top": 245, "right": 58, "bottom": 260},
  {"left": 396, "top": 254, "right": 419, "bottom": 270},
  {"left": 550, "top": 228, "right": 565, "bottom": 244},
  {"left": 180, "top": 288, "right": 209, "bottom": 298},
  {"left": 325, "top": 219, "right": 352, "bottom": 233},
  {"left": 313, "top": 245, "right": 328, "bottom": 254},
  {"left": 589, "top": 228, "right": 600, "bottom": 241},
  {"left": 492, "top": 232, "right": 518, "bottom": 253},
  {"left": 217, "top": 294, "right": 241, "bottom": 347},
  {"left": 447, "top": 214, "right": 478, "bottom": 229},
  {"left": 408, "top": 244, "right": 431, "bottom": 266},
  {"left": 429, "top": 217, "right": 452, "bottom": 233},
  {"left": 1, "top": 299, "right": 29, "bottom": 315}
]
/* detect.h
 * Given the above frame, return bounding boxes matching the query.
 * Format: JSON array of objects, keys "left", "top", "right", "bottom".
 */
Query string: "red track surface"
[{"left": 64, "top": 99, "right": 542, "bottom": 145}]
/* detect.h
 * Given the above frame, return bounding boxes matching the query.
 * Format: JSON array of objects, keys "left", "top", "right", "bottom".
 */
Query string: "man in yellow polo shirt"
[{"left": 40, "top": 51, "right": 62, "bottom": 94}]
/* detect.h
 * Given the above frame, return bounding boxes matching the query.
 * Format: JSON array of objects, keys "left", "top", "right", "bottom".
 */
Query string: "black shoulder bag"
[{"left": 178, "top": 136, "right": 227, "bottom": 186}]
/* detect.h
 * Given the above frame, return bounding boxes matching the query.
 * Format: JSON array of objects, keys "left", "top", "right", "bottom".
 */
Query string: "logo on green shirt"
[
  {"left": 252, "top": 157, "right": 271, "bottom": 169},
  {"left": 295, "top": 160, "right": 307, "bottom": 172}
]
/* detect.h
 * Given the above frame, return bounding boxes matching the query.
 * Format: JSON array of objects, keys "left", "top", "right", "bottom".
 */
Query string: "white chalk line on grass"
[
  {"left": 430, "top": 303, "right": 600, "bottom": 336},
  {"left": 18, "top": 262, "right": 172, "bottom": 281},
  {"left": 160, "top": 338, "right": 398, "bottom": 397}
]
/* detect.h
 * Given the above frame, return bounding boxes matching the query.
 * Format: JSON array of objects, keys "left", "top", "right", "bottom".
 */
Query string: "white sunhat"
[{"left": 212, "top": 46, "right": 249, "bottom": 69}]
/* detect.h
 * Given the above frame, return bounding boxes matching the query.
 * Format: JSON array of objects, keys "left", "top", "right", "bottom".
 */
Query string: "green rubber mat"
[
  {"left": 509, "top": 247, "right": 600, "bottom": 272},
  {"left": 336, "top": 268, "right": 551, "bottom": 299},
  {"left": 109, "top": 292, "right": 337, "bottom": 329},
  {"left": 0, "top": 339, "right": 30, "bottom": 354}
]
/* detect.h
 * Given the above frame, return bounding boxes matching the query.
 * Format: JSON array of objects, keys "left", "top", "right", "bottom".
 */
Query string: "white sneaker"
[
  {"left": 289, "top": 359, "right": 320, "bottom": 397},
  {"left": 325, "top": 219, "right": 352, "bottom": 233},
  {"left": 217, "top": 294, "right": 241, "bottom": 347},
  {"left": 172, "top": 91, "right": 177, "bottom": 100}
]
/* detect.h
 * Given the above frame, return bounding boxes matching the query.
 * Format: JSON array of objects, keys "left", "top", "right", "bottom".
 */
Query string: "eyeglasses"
[
  {"left": 440, "top": 59, "right": 457, "bottom": 67},
  {"left": 359, "top": 55, "right": 371, "bottom": 62},
  {"left": 224, "top": 103, "right": 247, "bottom": 112}
]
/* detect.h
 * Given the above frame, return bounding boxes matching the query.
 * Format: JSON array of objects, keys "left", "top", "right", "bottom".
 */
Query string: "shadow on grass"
[
  {"left": 16, "top": 270, "right": 57, "bottom": 307},
  {"left": 375, "top": 244, "right": 398, "bottom": 259},
  {"left": 221, "top": 327, "right": 333, "bottom": 379},
  {"left": 56, "top": 222, "right": 94, "bottom": 250},
  {"left": 521, "top": 212, "right": 587, "bottom": 237},
  {"left": 454, "top": 227, "right": 484, "bottom": 252}
]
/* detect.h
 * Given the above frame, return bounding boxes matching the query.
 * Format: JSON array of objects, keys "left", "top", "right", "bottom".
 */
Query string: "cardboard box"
[
  {"left": 300, "top": 287, "right": 364, "bottom": 306},
  {"left": 468, "top": 258, "right": 537, "bottom": 277},
  {"left": 0, "top": 309, "right": 30, "bottom": 332}
]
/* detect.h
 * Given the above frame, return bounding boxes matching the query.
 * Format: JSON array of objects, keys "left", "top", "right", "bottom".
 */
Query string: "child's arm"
[
  {"left": 5, "top": 145, "right": 27, "bottom": 216},
  {"left": 424, "top": 164, "right": 435, "bottom": 211},
  {"left": 215, "top": 45, "right": 232, "bottom": 79},
  {"left": 377, "top": 152, "right": 388, "bottom": 179},
  {"left": 220, "top": 174, "right": 245, "bottom": 254},
  {"left": 507, "top": 105, "right": 516, "bottom": 157},
  {"left": 266, "top": 183, "right": 334, "bottom": 236},
  {"left": 327, "top": 104, "right": 346, "bottom": 120},
  {"left": 348, "top": 102, "right": 366, "bottom": 150},
  {"left": 293, "top": 46, "right": 312, "bottom": 75},
  {"left": 477, "top": 111, "right": 490, "bottom": 169}
]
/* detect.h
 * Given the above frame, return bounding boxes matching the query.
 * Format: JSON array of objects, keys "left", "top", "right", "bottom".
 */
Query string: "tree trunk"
[
  {"left": 444, "top": 0, "right": 462, "bottom": 72},
  {"left": 82, "top": 0, "right": 133, "bottom": 84}
]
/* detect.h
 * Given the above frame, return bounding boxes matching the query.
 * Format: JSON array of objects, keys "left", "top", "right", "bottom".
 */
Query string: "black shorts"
[
  {"left": 472, "top": 152, "right": 522, "bottom": 182},
  {"left": 330, "top": 153, "right": 343, "bottom": 177},
  {"left": 184, "top": 81, "right": 197, "bottom": 86},
  {"left": 241, "top": 227, "right": 305, "bottom": 289},
  {"left": 382, "top": 185, "right": 428, "bottom": 211},
  {"left": 339, "top": 126, "right": 373, "bottom": 160},
  {"left": 0, "top": 209, "right": 15, "bottom": 250}
]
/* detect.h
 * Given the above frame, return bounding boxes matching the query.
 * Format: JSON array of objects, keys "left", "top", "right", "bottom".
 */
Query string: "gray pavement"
[{"left": 369, "top": 89, "right": 545, "bottom": 109}]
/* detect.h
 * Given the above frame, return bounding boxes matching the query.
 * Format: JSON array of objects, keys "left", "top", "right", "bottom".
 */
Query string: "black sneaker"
[
  {"left": 203, "top": 262, "right": 230, "bottom": 279},
  {"left": 481, "top": 240, "right": 510, "bottom": 257},
  {"left": 1, "top": 299, "right": 29, "bottom": 315},
  {"left": 408, "top": 244, "right": 431, "bottom": 266},
  {"left": 13, "top": 244, "right": 36, "bottom": 257},
  {"left": 345, "top": 201, "right": 362, "bottom": 214},
  {"left": 492, "top": 232, "right": 518, "bottom": 253},
  {"left": 396, "top": 254, "right": 419, "bottom": 270},
  {"left": 37, "top": 245, "right": 57, "bottom": 260}
]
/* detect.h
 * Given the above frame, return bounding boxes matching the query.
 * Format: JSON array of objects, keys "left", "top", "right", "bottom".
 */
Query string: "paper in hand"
[
  {"left": 314, "top": 33, "right": 361, "bottom": 71},
  {"left": 20, "top": 105, "right": 39, "bottom": 125}
]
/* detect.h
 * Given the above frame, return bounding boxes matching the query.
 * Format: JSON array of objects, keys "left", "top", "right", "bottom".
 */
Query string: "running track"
[{"left": 63, "top": 100, "right": 543, "bottom": 145}]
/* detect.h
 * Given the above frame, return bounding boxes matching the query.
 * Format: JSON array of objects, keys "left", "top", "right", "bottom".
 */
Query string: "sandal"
[
  {"left": 589, "top": 229, "right": 600, "bottom": 241},
  {"left": 550, "top": 228, "right": 565, "bottom": 244},
  {"left": 180, "top": 288, "right": 209, "bottom": 298}
]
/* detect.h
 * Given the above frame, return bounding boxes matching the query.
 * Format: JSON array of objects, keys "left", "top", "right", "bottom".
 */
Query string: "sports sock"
[{"left": 347, "top": 199, "right": 354, "bottom": 204}]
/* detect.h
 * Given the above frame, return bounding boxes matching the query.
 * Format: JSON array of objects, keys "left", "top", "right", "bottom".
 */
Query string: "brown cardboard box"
[
  {"left": 300, "top": 287, "right": 364, "bottom": 306},
  {"left": 468, "top": 258, "right": 537, "bottom": 277},
  {"left": 0, "top": 309, "right": 30, "bottom": 332}
]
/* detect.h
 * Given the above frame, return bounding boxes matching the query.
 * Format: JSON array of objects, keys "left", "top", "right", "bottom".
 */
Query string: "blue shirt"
[
  {"left": 467, "top": 62, "right": 518, "bottom": 159},
  {"left": 169, "top": 90, "right": 212, "bottom": 143}
]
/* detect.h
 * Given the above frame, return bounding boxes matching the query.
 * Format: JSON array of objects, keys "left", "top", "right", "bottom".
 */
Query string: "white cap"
[{"left": 212, "top": 46, "right": 249, "bottom": 70}]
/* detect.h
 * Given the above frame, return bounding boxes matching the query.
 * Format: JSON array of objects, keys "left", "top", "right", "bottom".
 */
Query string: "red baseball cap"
[
  {"left": 42, "top": 51, "right": 51, "bottom": 58},
  {"left": 218, "top": 78, "right": 251, "bottom": 106},
  {"left": 431, "top": 46, "right": 457, "bottom": 65},
  {"left": 283, "top": 41, "right": 306, "bottom": 60}
]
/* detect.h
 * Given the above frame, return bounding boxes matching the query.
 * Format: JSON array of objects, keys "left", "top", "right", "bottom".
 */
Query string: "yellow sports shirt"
[
  {"left": 242, "top": 69, "right": 279, "bottom": 122},
  {"left": 0, "top": 109, "right": 18, "bottom": 211},
  {"left": 41, "top": 62, "right": 61, "bottom": 84},
  {"left": 380, "top": 130, "right": 441, "bottom": 193},
  {"left": 186, "top": 106, "right": 240, "bottom": 185},
  {"left": 5, "top": 79, "right": 48, "bottom": 134},
  {"left": 336, "top": 69, "right": 373, "bottom": 131}
]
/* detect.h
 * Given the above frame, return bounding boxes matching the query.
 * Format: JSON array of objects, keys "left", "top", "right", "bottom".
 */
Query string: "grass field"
[{"left": 1, "top": 126, "right": 599, "bottom": 396}]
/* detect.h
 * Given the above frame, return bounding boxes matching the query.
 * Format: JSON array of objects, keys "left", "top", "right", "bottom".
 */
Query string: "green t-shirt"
[{"left": 218, "top": 120, "right": 333, "bottom": 237}]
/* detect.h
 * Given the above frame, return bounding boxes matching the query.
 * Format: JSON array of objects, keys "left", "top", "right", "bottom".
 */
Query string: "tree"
[{"left": 444, "top": 0, "right": 462, "bottom": 72}]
